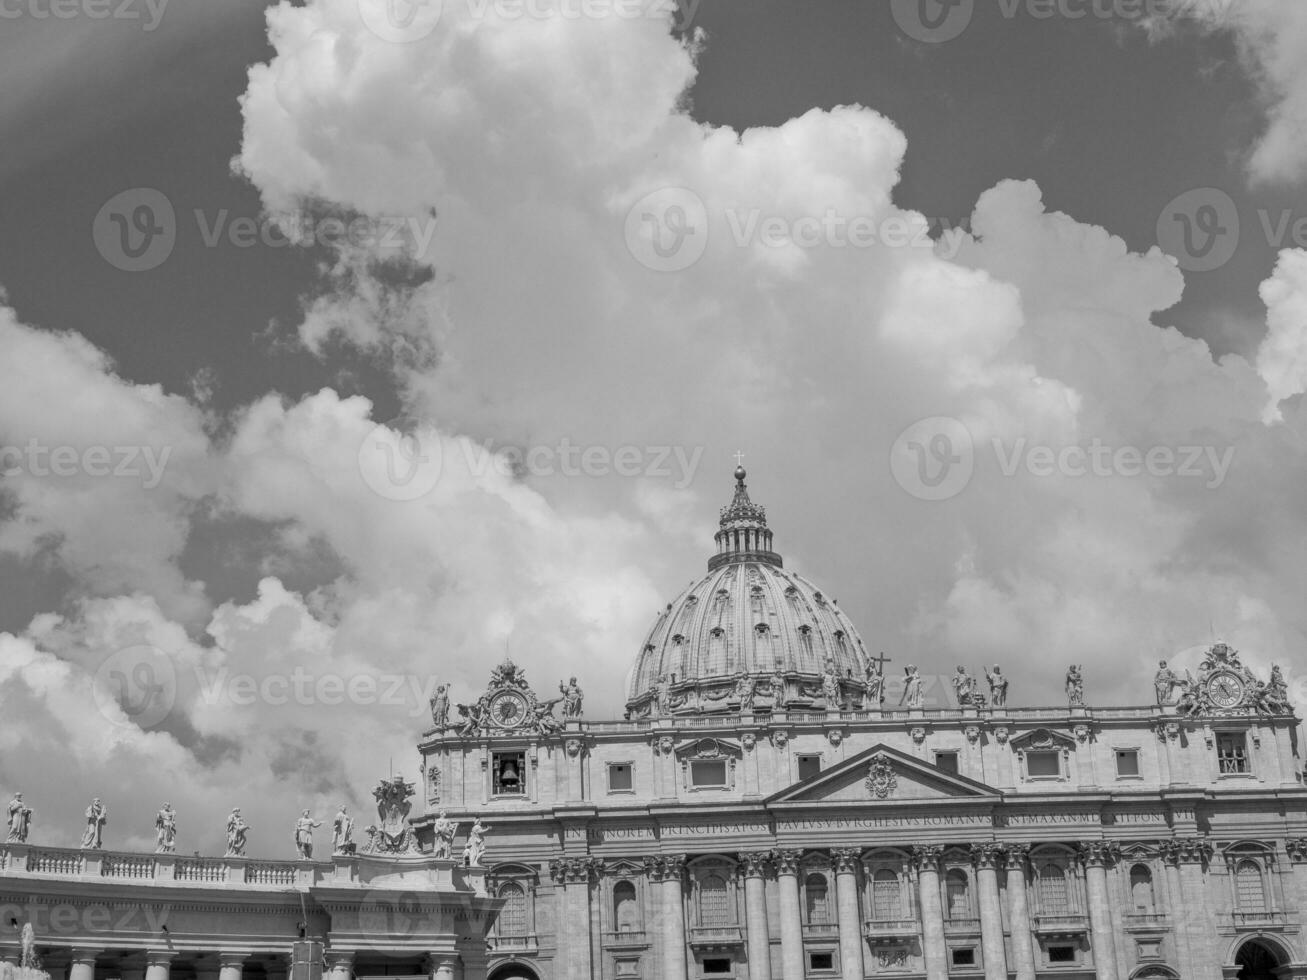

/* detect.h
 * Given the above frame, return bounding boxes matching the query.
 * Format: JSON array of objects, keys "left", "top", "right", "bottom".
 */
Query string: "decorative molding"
[
  {"left": 1073, "top": 724, "right": 1092, "bottom": 743},
  {"left": 971, "top": 842, "right": 1003, "bottom": 869},
  {"left": 658, "top": 735, "right": 674, "bottom": 755},
  {"left": 964, "top": 725, "right": 981, "bottom": 745},
  {"left": 773, "top": 849, "right": 803, "bottom": 877},
  {"left": 644, "top": 854, "right": 687, "bottom": 883},
  {"left": 1002, "top": 844, "right": 1030, "bottom": 871},
  {"left": 912, "top": 844, "right": 943, "bottom": 871},
  {"left": 772, "top": 731, "right": 789, "bottom": 749},
  {"left": 994, "top": 726, "right": 1010, "bottom": 745},
  {"left": 1159, "top": 837, "right": 1213, "bottom": 868},
  {"left": 1077, "top": 841, "right": 1119, "bottom": 868},
  {"left": 1285, "top": 839, "right": 1307, "bottom": 863},
  {"left": 737, "top": 850, "right": 773, "bottom": 878},
  {"left": 550, "top": 856, "right": 602, "bottom": 884},
  {"left": 909, "top": 726, "right": 927, "bottom": 745},
  {"left": 831, "top": 848, "right": 861, "bottom": 875},
  {"left": 828, "top": 730, "right": 843, "bottom": 747},
  {"left": 742, "top": 733, "right": 756, "bottom": 751},
  {"left": 565, "top": 739, "right": 583, "bottom": 758}
]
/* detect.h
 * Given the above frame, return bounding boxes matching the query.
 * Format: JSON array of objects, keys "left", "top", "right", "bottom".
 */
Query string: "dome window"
[
  {"left": 754, "top": 623, "right": 770, "bottom": 635},
  {"left": 797, "top": 624, "right": 812, "bottom": 636},
  {"left": 709, "top": 627, "right": 725, "bottom": 639},
  {"left": 813, "top": 592, "right": 826, "bottom": 605},
  {"left": 672, "top": 634, "right": 686, "bottom": 646}
]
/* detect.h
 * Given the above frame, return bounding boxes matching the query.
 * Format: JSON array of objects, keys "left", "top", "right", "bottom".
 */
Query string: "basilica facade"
[{"left": 416, "top": 469, "right": 1307, "bottom": 980}]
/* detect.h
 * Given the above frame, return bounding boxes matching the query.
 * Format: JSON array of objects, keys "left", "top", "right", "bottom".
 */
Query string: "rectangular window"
[
  {"left": 1026, "top": 750, "right": 1061, "bottom": 778},
  {"left": 809, "top": 952, "right": 835, "bottom": 971},
  {"left": 702, "top": 958, "right": 732, "bottom": 975},
  {"left": 951, "top": 948, "right": 976, "bottom": 967},
  {"left": 1048, "top": 946, "right": 1076, "bottom": 964},
  {"left": 797, "top": 754, "right": 822, "bottom": 781},
  {"left": 934, "top": 751, "right": 959, "bottom": 774},
  {"left": 1217, "top": 732, "right": 1249, "bottom": 774},
  {"left": 492, "top": 752, "right": 526, "bottom": 795},
  {"left": 1115, "top": 749, "right": 1140, "bottom": 777},
  {"left": 691, "top": 759, "right": 728, "bottom": 788},
  {"left": 608, "top": 763, "right": 633, "bottom": 792}
]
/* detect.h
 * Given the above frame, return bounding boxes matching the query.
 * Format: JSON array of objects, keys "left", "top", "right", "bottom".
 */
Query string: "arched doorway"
[
  {"left": 1236, "top": 938, "right": 1287, "bottom": 980},
  {"left": 488, "top": 963, "right": 539, "bottom": 980}
]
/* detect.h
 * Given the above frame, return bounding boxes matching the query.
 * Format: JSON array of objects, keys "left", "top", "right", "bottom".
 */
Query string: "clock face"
[
  {"left": 488, "top": 690, "right": 529, "bottom": 729},
  {"left": 1207, "top": 670, "right": 1246, "bottom": 709}
]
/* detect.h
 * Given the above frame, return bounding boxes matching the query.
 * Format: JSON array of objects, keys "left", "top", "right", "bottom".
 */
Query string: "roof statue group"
[
  {"left": 430, "top": 659, "right": 583, "bottom": 738},
  {"left": 1153, "top": 643, "right": 1290, "bottom": 715},
  {"left": 1, "top": 775, "right": 490, "bottom": 868}
]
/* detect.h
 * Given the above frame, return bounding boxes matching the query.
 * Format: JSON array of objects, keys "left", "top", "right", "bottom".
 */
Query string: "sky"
[{"left": 2, "top": 0, "right": 1307, "bottom": 854}]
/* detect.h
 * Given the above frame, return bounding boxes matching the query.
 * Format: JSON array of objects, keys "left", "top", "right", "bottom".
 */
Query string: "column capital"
[
  {"left": 773, "top": 849, "right": 803, "bottom": 877},
  {"left": 145, "top": 951, "right": 180, "bottom": 967},
  {"left": 1077, "top": 840, "right": 1119, "bottom": 869},
  {"left": 1002, "top": 843, "right": 1030, "bottom": 870},
  {"left": 644, "top": 853, "right": 687, "bottom": 883},
  {"left": 831, "top": 848, "right": 861, "bottom": 875},
  {"left": 549, "top": 855, "right": 602, "bottom": 884},
  {"left": 738, "top": 850, "right": 774, "bottom": 879},
  {"left": 1160, "top": 836, "right": 1213, "bottom": 867},
  {"left": 217, "top": 953, "right": 252, "bottom": 970},
  {"left": 970, "top": 842, "right": 1004, "bottom": 869},
  {"left": 69, "top": 949, "right": 103, "bottom": 965},
  {"left": 912, "top": 844, "right": 944, "bottom": 872}
]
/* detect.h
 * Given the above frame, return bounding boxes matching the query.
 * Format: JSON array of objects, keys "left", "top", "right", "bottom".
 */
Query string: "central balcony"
[
  {"left": 688, "top": 926, "right": 744, "bottom": 949},
  {"left": 486, "top": 934, "right": 539, "bottom": 953},
  {"left": 1032, "top": 914, "right": 1090, "bottom": 937},
  {"left": 802, "top": 922, "right": 841, "bottom": 941},
  {"left": 864, "top": 918, "right": 922, "bottom": 946}
]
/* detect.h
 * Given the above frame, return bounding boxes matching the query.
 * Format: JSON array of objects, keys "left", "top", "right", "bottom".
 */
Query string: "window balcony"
[
  {"left": 688, "top": 925, "right": 744, "bottom": 948},
  {"left": 1124, "top": 912, "right": 1170, "bottom": 930},
  {"left": 1232, "top": 911, "right": 1287, "bottom": 929},
  {"left": 803, "top": 922, "right": 841, "bottom": 941},
  {"left": 602, "top": 930, "right": 650, "bottom": 949},
  {"left": 487, "top": 934, "right": 539, "bottom": 952},
  {"left": 864, "top": 918, "right": 922, "bottom": 946},
  {"left": 944, "top": 917, "right": 981, "bottom": 934},
  {"left": 1031, "top": 914, "right": 1090, "bottom": 937}
]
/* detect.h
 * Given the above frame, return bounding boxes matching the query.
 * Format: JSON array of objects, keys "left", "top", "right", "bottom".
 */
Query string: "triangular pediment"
[{"left": 766, "top": 743, "right": 1002, "bottom": 805}]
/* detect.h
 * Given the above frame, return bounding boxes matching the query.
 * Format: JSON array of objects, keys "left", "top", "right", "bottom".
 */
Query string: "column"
[
  {"left": 914, "top": 845, "right": 947, "bottom": 980},
  {"left": 739, "top": 851, "right": 773, "bottom": 980},
  {"left": 1004, "top": 845, "right": 1037, "bottom": 980},
  {"left": 774, "top": 850, "right": 805, "bottom": 980},
  {"left": 321, "top": 952, "right": 350, "bottom": 980},
  {"left": 218, "top": 953, "right": 250, "bottom": 980},
  {"left": 1170, "top": 838, "right": 1219, "bottom": 980},
  {"left": 832, "top": 849, "right": 864, "bottom": 980},
  {"left": 646, "top": 854, "right": 688, "bottom": 980},
  {"left": 427, "top": 956, "right": 458, "bottom": 980},
  {"left": 550, "top": 856, "right": 596, "bottom": 980},
  {"left": 68, "top": 949, "right": 101, "bottom": 980},
  {"left": 972, "top": 844, "right": 1008, "bottom": 980},
  {"left": 1080, "top": 843, "right": 1118, "bottom": 980},
  {"left": 145, "top": 952, "right": 177, "bottom": 980}
]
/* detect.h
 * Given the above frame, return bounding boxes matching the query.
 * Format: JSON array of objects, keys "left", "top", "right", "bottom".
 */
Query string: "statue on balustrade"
[
  {"left": 1066, "top": 665, "right": 1085, "bottom": 707},
  {"left": 332, "top": 805, "right": 355, "bottom": 855},
  {"left": 429, "top": 684, "right": 450, "bottom": 730},
  {"left": 80, "top": 798, "right": 106, "bottom": 850},
  {"left": 900, "top": 665, "right": 924, "bottom": 708},
  {"left": 769, "top": 667, "right": 787, "bottom": 707},
  {"left": 559, "top": 677, "right": 584, "bottom": 718},
  {"left": 655, "top": 674, "right": 674, "bottom": 715},
  {"left": 294, "top": 809, "right": 323, "bottom": 859},
  {"left": 432, "top": 810, "right": 458, "bottom": 860},
  {"left": 985, "top": 665, "right": 1008, "bottom": 707},
  {"left": 1262, "top": 665, "right": 1291, "bottom": 713},
  {"left": 155, "top": 803, "right": 177, "bottom": 853},
  {"left": 864, "top": 657, "right": 886, "bottom": 707},
  {"left": 1154, "top": 661, "right": 1178, "bottom": 705},
  {"left": 952, "top": 666, "right": 985, "bottom": 707},
  {"left": 225, "top": 807, "right": 251, "bottom": 857},
  {"left": 732, "top": 671, "right": 755, "bottom": 709},
  {"left": 462, "top": 817, "right": 488, "bottom": 867},
  {"left": 6, "top": 793, "right": 31, "bottom": 844},
  {"left": 821, "top": 657, "right": 842, "bottom": 709}
]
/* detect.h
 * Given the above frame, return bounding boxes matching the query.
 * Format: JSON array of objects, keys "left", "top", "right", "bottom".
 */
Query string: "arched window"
[
  {"left": 1235, "top": 860, "right": 1267, "bottom": 912},
  {"left": 498, "top": 881, "right": 529, "bottom": 937},
  {"left": 613, "top": 880, "right": 638, "bottom": 932},
  {"left": 872, "top": 869, "right": 901, "bottom": 920},
  {"left": 1036, "top": 863, "right": 1070, "bottom": 914},
  {"left": 1130, "top": 864, "right": 1155, "bottom": 911},
  {"left": 700, "top": 873, "right": 731, "bottom": 926},
  {"left": 946, "top": 869, "right": 971, "bottom": 919},
  {"left": 805, "top": 873, "right": 831, "bottom": 923}
]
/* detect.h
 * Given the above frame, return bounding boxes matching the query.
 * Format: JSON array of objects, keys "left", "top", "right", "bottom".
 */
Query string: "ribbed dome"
[{"left": 625, "top": 469, "right": 873, "bottom": 714}]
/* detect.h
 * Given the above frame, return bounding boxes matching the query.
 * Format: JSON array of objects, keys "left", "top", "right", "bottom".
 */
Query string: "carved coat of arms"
[{"left": 866, "top": 754, "right": 897, "bottom": 800}]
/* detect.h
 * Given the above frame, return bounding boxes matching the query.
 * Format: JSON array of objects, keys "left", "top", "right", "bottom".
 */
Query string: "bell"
[{"left": 500, "top": 758, "right": 520, "bottom": 788}]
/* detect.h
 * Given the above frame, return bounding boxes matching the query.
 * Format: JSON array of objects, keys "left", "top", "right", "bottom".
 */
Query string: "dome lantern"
[{"left": 710, "top": 466, "right": 782, "bottom": 571}]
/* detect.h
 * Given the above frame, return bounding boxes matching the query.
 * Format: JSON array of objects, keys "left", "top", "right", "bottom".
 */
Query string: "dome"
[{"left": 625, "top": 469, "right": 874, "bottom": 715}]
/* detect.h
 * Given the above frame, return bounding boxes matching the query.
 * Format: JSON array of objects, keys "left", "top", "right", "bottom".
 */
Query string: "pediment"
[
  {"left": 766, "top": 744, "right": 1002, "bottom": 805},
  {"left": 1009, "top": 728, "right": 1076, "bottom": 751},
  {"left": 673, "top": 737, "right": 743, "bottom": 760}
]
